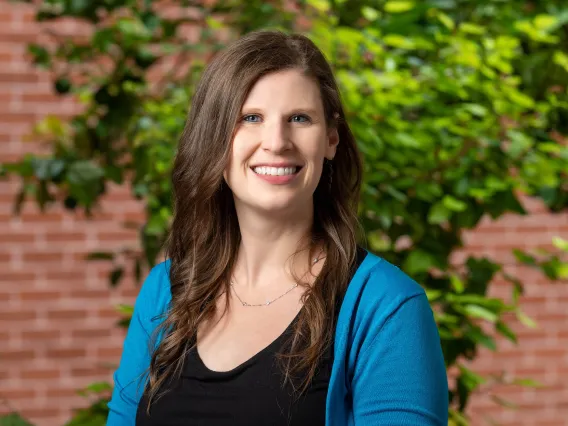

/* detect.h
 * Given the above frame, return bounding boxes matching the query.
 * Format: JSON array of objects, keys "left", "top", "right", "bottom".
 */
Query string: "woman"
[{"left": 107, "top": 30, "right": 448, "bottom": 425}]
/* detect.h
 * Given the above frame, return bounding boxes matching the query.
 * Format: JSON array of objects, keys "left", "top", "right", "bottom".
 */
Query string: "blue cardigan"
[{"left": 107, "top": 251, "right": 448, "bottom": 425}]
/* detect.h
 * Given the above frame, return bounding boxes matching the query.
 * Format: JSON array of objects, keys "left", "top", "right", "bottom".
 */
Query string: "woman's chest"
[
  {"left": 136, "top": 328, "right": 333, "bottom": 426},
  {"left": 197, "top": 293, "right": 303, "bottom": 372}
]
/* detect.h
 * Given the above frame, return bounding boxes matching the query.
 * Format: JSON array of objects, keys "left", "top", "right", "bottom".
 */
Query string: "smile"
[
  {"left": 252, "top": 166, "right": 301, "bottom": 176},
  {"left": 250, "top": 165, "right": 303, "bottom": 185}
]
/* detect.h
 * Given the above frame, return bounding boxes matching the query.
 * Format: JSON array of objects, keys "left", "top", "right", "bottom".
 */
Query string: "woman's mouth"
[
  {"left": 251, "top": 166, "right": 302, "bottom": 176},
  {"left": 250, "top": 165, "right": 303, "bottom": 184}
]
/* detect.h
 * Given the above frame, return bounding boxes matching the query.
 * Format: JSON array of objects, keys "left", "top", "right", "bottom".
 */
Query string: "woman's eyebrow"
[{"left": 240, "top": 107, "right": 320, "bottom": 116}]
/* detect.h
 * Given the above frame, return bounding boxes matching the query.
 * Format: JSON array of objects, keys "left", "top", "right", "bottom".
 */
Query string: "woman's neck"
[{"left": 233, "top": 204, "right": 316, "bottom": 290}]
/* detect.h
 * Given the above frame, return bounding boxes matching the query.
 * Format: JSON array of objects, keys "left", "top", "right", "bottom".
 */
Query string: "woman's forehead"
[{"left": 242, "top": 70, "right": 324, "bottom": 112}]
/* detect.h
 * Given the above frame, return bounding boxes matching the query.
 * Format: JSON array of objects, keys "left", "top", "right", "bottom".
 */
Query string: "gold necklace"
[{"left": 230, "top": 255, "right": 323, "bottom": 307}]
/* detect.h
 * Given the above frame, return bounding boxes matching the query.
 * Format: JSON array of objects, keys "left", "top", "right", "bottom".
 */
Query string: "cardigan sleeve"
[
  {"left": 351, "top": 292, "right": 448, "bottom": 425},
  {"left": 106, "top": 263, "right": 169, "bottom": 426}
]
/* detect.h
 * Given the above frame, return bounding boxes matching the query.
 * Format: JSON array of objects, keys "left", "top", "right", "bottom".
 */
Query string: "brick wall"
[{"left": 0, "top": 1, "right": 567, "bottom": 425}]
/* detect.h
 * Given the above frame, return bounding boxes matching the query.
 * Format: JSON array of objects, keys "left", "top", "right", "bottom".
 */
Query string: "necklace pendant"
[{"left": 266, "top": 301, "right": 270, "bottom": 306}]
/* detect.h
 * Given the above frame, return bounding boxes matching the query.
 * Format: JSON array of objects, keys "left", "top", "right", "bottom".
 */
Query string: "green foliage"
[
  {"left": 0, "top": 413, "right": 34, "bottom": 426},
  {"left": 62, "top": 382, "right": 111, "bottom": 426},
  {"left": 2, "top": 0, "right": 568, "bottom": 425},
  {"left": 515, "top": 236, "right": 568, "bottom": 280}
]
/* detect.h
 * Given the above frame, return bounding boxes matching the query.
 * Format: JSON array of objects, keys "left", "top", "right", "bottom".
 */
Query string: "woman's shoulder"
[
  {"left": 345, "top": 250, "right": 428, "bottom": 331},
  {"left": 362, "top": 251, "right": 425, "bottom": 300},
  {"left": 135, "top": 259, "right": 172, "bottom": 325}
]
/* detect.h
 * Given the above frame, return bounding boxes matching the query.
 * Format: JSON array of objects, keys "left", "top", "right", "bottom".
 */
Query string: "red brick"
[
  {"left": 43, "top": 387, "right": 78, "bottom": 398},
  {"left": 22, "top": 251, "right": 63, "bottom": 262},
  {"left": 96, "top": 307, "right": 121, "bottom": 319},
  {"left": 45, "top": 231, "right": 86, "bottom": 242},
  {"left": 0, "top": 65, "right": 39, "bottom": 79},
  {"left": 20, "top": 291, "right": 60, "bottom": 301},
  {"left": 68, "top": 289, "right": 109, "bottom": 299},
  {"left": 0, "top": 388, "right": 37, "bottom": 399},
  {"left": 0, "top": 271, "right": 36, "bottom": 284},
  {"left": 97, "top": 347, "right": 123, "bottom": 358},
  {"left": 534, "top": 348, "right": 567, "bottom": 359},
  {"left": 46, "top": 347, "right": 86, "bottom": 358},
  {"left": 0, "top": 310, "right": 36, "bottom": 321},
  {"left": 0, "top": 111, "right": 38, "bottom": 123},
  {"left": 0, "top": 251, "right": 12, "bottom": 262},
  {"left": 47, "top": 309, "right": 86, "bottom": 320},
  {"left": 20, "top": 92, "right": 59, "bottom": 102},
  {"left": 70, "top": 366, "right": 111, "bottom": 377},
  {"left": 20, "top": 368, "right": 60, "bottom": 380},
  {"left": 19, "top": 211, "right": 64, "bottom": 222},
  {"left": 1, "top": 349, "right": 35, "bottom": 361},
  {"left": 97, "top": 231, "right": 138, "bottom": 242},
  {"left": 71, "top": 328, "right": 111, "bottom": 338},
  {"left": 45, "top": 270, "right": 85, "bottom": 281},
  {"left": 0, "top": 232, "right": 36, "bottom": 243},
  {"left": 21, "top": 330, "right": 60, "bottom": 341}
]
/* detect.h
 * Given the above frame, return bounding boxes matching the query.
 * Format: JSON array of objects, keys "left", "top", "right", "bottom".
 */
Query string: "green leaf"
[
  {"left": 436, "top": 11, "right": 455, "bottom": 30},
  {"left": 553, "top": 51, "right": 568, "bottom": 73},
  {"left": 403, "top": 250, "right": 437, "bottom": 275},
  {"left": 117, "top": 317, "right": 131, "bottom": 328},
  {"left": 512, "top": 249, "right": 536, "bottom": 265},
  {"left": 534, "top": 14, "right": 557, "bottom": 31},
  {"left": 109, "top": 267, "right": 124, "bottom": 287},
  {"left": 425, "top": 289, "right": 443, "bottom": 301},
  {"left": 428, "top": 201, "right": 451, "bottom": 224},
  {"left": 464, "top": 305, "right": 498, "bottom": 322},
  {"left": 516, "top": 310, "right": 538, "bottom": 329},
  {"left": 459, "top": 23, "right": 486, "bottom": 35},
  {"left": 558, "top": 264, "right": 568, "bottom": 280},
  {"left": 0, "top": 413, "right": 34, "bottom": 426},
  {"left": 67, "top": 161, "right": 104, "bottom": 185},
  {"left": 115, "top": 304, "right": 134, "bottom": 316},
  {"left": 442, "top": 195, "right": 467, "bottom": 212},
  {"left": 512, "top": 378, "right": 542, "bottom": 387},
  {"left": 496, "top": 321, "right": 517, "bottom": 343},
  {"left": 450, "top": 274, "right": 465, "bottom": 293},
  {"left": 552, "top": 237, "right": 568, "bottom": 252},
  {"left": 116, "top": 17, "right": 152, "bottom": 41},
  {"left": 31, "top": 158, "right": 65, "bottom": 180},
  {"left": 55, "top": 77, "right": 72, "bottom": 94},
  {"left": 491, "top": 395, "right": 518, "bottom": 409},
  {"left": 458, "top": 365, "right": 486, "bottom": 390},
  {"left": 28, "top": 44, "right": 51, "bottom": 68},
  {"left": 81, "top": 381, "right": 112, "bottom": 395},
  {"left": 362, "top": 6, "right": 380, "bottom": 21},
  {"left": 467, "top": 326, "right": 497, "bottom": 351},
  {"left": 462, "top": 103, "right": 487, "bottom": 117},
  {"left": 86, "top": 252, "right": 115, "bottom": 261},
  {"left": 383, "top": 34, "right": 415, "bottom": 49},
  {"left": 384, "top": 1, "right": 415, "bottom": 13}
]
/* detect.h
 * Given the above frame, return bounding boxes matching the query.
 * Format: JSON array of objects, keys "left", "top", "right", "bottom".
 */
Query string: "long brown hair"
[{"left": 146, "top": 30, "right": 363, "bottom": 409}]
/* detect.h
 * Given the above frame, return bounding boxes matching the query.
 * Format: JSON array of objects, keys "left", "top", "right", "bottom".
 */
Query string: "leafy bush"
[{"left": 2, "top": 0, "right": 567, "bottom": 425}]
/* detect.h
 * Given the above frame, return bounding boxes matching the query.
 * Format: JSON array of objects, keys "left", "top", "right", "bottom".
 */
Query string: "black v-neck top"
[{"left": 135, "top": 248, "right": 367, "bottom": 426}]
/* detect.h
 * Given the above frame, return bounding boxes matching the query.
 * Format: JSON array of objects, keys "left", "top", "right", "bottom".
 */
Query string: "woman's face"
[{"left": 224, "top": 69, "right": 338, "bottom": 216}]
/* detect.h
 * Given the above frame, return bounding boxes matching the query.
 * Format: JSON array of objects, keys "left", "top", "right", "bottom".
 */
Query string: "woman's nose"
[{"left": 261, "top": 120, "right": 292, "bottom": 153}]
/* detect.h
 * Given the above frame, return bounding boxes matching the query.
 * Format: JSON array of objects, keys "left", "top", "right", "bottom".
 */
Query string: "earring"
[{"left": 327, "top": 159, "right": 333, "bottom": 191}]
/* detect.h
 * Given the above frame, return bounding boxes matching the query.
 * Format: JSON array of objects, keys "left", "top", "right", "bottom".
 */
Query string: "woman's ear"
[{"left": 325, "top": 127, "right": 339, "bottom": 160}]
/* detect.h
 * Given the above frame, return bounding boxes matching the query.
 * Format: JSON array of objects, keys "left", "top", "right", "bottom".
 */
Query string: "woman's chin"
[{"left": 240, "top": 196, "right": 311, "bottom": 217}]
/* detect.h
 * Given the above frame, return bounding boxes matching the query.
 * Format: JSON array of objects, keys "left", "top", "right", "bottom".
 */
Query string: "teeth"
[{"left": 253, "top": 166, "right": 298, "bottom": 176}]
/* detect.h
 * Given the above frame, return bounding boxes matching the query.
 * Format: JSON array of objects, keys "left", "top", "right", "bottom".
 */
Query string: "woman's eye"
[
  {"left": 290, "top": 114, "right": 311, "bottom": 123},
  {"left": 242, "top": 114, "right": 262, "bottom": 123}
]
